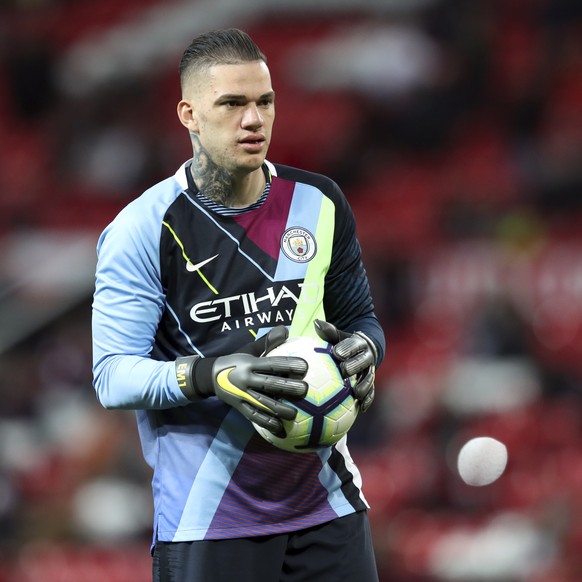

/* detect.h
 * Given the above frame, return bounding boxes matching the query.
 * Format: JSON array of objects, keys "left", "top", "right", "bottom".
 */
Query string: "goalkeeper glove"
[
  {"left": 314, "top": 319, "right": 378, "bottom": 412},
  {"left": 175, "top": 326, "right": 308, "bottom": 436}
]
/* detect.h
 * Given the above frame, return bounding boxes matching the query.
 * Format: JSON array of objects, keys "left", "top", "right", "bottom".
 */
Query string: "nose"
[{"left": 241, "top": 103, "right": 263, "bottom": 129}]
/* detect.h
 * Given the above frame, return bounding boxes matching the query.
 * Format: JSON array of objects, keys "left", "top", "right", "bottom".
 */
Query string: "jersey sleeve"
[
  {"left": 92, "top": 204, "right": 190, "bottom": 410},
  {"left": 324, "top": 182, "right": 386, "bottom": 365}
]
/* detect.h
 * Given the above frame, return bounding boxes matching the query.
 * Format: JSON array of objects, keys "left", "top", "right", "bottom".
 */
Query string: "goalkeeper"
[{"left": 92, "top": 28, "right": 385, "bottom": 582}]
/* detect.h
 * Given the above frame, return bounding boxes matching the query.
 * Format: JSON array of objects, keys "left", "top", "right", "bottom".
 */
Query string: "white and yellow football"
[{"left": 253, "top": 336, "right": 359, "bottom": 453}]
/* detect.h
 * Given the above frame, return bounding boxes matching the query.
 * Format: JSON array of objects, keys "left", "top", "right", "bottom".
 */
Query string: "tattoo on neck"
[{"left": 190, "top": 133, "right": 233, "bottom": 205}]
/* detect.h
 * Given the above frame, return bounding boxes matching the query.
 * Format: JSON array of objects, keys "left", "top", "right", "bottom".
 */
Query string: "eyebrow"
[{"left": 215, "top": 91, "right": 275, "bottom": 104}]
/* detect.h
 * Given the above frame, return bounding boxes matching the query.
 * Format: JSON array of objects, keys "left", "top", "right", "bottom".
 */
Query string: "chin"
[{"left": 238, "top": 156, "right": 267, "bottom": 173}]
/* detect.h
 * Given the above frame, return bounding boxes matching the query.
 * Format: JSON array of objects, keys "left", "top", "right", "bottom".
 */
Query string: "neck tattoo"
[{"left": 190, "top": 133, "right": 234, "bottom": 206}]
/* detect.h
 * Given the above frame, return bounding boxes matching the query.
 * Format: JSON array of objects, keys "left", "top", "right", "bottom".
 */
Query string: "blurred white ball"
[{"left": 457, "top": 436, "right": 508, "bottom": 486}]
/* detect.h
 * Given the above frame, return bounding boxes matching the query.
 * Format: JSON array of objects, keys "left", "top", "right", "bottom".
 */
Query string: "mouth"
[
  {"left": 238, "top": 135, "right": 267, "bottom": 153},
  {"left": 239, "top": 133, "right": 265, "bottom": 144}
]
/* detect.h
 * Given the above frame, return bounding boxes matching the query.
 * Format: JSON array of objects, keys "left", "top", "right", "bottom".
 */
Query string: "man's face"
[{"left": 181, "top": 61, "right": 275, "bottom": 175}]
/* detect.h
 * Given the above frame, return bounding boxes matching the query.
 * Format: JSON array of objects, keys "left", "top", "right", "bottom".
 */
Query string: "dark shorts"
[{"left": 152, "top": 511, "right": 378, "bottom": 582}]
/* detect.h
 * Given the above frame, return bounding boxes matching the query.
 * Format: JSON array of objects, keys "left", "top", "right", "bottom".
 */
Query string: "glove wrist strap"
[{"left": 175, "top": 356, "right": 216, "bottom": 400}]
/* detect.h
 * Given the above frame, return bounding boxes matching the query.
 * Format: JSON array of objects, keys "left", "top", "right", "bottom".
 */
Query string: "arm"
[
  {"left": 92, "top": 211, "right": 188, "bottom": 410},
  {"left": 318, "top": 183, "right": 386, "bottom": 411},
  {"left": 323, "top": 183, "right": 385, "bottom": 364}
]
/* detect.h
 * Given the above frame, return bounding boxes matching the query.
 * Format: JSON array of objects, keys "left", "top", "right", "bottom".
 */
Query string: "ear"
[{"left": 177, "top": 99, "right": 199, "bottom": 133}]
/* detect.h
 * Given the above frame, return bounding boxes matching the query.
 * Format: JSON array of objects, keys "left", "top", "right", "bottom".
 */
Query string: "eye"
[{"left": 258, "top": 96, "right": 274, "bottom": 108}]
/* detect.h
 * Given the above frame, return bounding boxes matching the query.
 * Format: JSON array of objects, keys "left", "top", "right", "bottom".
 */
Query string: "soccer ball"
[{"left": 253, "top": 336, "right": 359, "bottom": 453}]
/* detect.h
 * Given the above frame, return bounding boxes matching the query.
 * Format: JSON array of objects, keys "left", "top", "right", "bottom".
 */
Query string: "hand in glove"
[
  {"left": 314, "top": 319, "right": 377, "bottom": 412},
  {"left": 176, "top": 327, "right": 308, "bottom": 436}
]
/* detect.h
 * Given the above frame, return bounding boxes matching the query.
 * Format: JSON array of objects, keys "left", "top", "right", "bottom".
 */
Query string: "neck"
[{"left": 189, "top": 137, "right": 265, "bottom": 208}]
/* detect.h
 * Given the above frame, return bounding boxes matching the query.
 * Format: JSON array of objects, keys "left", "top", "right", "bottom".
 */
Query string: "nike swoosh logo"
[
  {"left": 187, "top": 254, "right": 219, "bottom": 272},
  {"left": 216, "top": 368, "right": 271, "bottom": 412}
]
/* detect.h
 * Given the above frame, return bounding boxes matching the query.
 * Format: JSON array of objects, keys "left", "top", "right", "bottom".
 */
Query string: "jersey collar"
[{"left": 175, "top": 159, "right": 276, "bottom": 194}]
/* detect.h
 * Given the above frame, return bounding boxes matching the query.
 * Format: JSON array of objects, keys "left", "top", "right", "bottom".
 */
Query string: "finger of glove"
[
  {"left": 255, "top": 355, "right": 308, "bottom": 379},
  {"left": 263, "top": 326, "right": 289, "bottom": 354},
  {"left": 341, "top": 352, "right": 376, "bottom": 378},
  {"left": 353, "top": 366, "right": 375, "bottom": 402},
  {"left": 247, "top": 389, "right": 298, "bottom": 420},
  {"left": 314, "top": 319, "right": 350, "bottom": 344},
  {"left": 233, "top": 327, "right": 289, "bottom": 358},
  {"left": 360, "top": 385, "right": 375, "bottom": 413},
  {"left": 251, "top": 373, "right": 308, "bottom": 399},
  {"left": 332, "top": 334, "right": 369, "bottom": 361},
  {"left": 239, "top": 401, "right": 285, "bottom": 436},
  {"left": 234, "top": 336, "right": 267, "bottom": 357}
]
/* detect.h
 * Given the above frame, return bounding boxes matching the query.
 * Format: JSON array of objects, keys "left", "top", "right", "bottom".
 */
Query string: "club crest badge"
[{"left": 281, "top": 227, "right": 317, "bottom": 263}]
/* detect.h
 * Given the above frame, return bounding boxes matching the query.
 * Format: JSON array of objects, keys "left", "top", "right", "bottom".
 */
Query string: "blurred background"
[{"left": 1, "top": 0, "right": 582, "bottom": 580}]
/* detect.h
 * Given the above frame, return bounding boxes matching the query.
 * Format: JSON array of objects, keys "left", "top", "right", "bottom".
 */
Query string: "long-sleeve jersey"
[{"left": 92, "top": 159, "right": 385, "bottom": 545}]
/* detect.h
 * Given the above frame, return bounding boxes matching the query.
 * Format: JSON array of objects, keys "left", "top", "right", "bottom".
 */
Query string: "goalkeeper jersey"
[{"left": 92, "top": 159, "right": 385, "bottom": 545}]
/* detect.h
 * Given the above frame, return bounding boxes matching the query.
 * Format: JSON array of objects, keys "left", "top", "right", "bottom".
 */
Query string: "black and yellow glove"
[
  {"left": 314, "top": 319, "right": 378, "bottom": 412},
  {"left": 176, "top": 327, "right": 308, "bottom": 435}
]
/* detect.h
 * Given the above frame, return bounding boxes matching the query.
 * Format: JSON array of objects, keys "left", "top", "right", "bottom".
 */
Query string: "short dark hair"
[{"left": 179, "top": 28, "right": 267, "bottom": 90}]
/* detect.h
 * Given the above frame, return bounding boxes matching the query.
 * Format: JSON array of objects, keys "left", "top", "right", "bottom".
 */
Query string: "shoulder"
[
  {"left": 116, "top": 175, "right": 184, "bottom": 229},
  {"left": 97, "top": 167, "right": 186, "bottom": 254},
  {"left": 270, "top": 162, "right": 341, "bottom": 197},
  {"left": 269, "top": 162, "right": 354, "bottom": 225}
]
